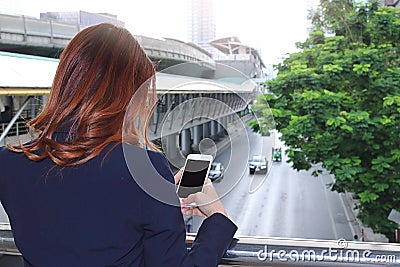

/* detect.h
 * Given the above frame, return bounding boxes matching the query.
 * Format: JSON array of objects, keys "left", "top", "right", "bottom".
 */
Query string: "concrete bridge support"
[
  {"left": 218, "top": 117, "right": 227, "bottom": 136},
  {"left": 191, "top": 125, "right": 202, "bottom": 152},
  {"left": 165, "top": 134, "right": 179, "bottom": 161},
  {"left": 180, "top": 128, "right": 191, "bottom": 156},
  {"left": 202, "top": 122, "right": 210, "bottom": 138},
  {"left": 210, "top": 120, "right": 219, "bottom": 140}
]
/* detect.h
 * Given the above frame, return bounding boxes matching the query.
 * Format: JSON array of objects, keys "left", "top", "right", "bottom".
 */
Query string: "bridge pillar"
[
  {"left": 180, "top": 128, "right": 191, "bottom": 156},
  {"left": 225, "top": 115, "right": 230, "bottom": 126},
  {"left": 202, "top": 122, "right": 210, "bottom": 138},
  {"left": 223, "top": 117, "right": 229, "bottom": 134},
  {"left": 165, "top": 134, "right": 179, "bottom": 161},
  {"left": 210, "top": 120, "right": 219, "bottom": 140},
  {"left": 191, "top": 125, "right": 202, "bottom": 152},
  {"left": 218, "top": 118, "right": 227, "bottom": 136}
]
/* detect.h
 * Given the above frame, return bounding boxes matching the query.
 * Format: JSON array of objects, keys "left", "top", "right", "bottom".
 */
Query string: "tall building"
[{"left": 188, "top": 0, "right": 217, "bottom": 56}]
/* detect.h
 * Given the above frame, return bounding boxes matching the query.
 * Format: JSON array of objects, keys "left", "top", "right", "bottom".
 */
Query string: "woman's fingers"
[
  {"left": 174, "top": 168, "right": 184, "bottom": 184},
  {"left": 181, "top": 206, "right": 205, "bottom": 217},
  {"left": 181, "top": 182, "right": 227, "bottom": 218},
  {"left": 181, "top": 192, "right": 199, "bottom": 206}
]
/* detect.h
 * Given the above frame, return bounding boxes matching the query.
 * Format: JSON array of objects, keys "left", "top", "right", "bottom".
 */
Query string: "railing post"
[
  {"left": 22, "top": 15, "right": 27, "bottom": 42},
  {"left": 50, "top": 20, "right": 54, "bottom": 44}
]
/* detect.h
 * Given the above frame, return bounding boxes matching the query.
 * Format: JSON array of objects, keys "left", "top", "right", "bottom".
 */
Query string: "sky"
[{"left": 0, "top": 0, "right": 319, "bottom": 65}]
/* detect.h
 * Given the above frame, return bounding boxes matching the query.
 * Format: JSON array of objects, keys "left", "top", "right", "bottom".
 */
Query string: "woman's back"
[
  {"left": 0, "top": 143, "right": 188, "bottom": 266},
  {"left": 0, "top": 23, "right": 237, "bottom": 266}
]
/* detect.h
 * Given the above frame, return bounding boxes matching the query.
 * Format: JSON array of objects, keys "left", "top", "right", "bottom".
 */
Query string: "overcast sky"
[{"left": 0, "top": 0, "right": 319, "bottom": 64}]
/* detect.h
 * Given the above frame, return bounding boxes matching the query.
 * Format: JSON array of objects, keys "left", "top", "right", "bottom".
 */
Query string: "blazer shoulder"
[
  {"left": 0, "top": 146, "right": 22, "bottom": 188},
  {"left": 119, "top": 144, "right": 174, "bottom": 183},
  {"left": 0, "top": 146, "right": 20, "bottom": 165},
  {"left": 0, "top": 145, "right": 9, "bottom": 156}
]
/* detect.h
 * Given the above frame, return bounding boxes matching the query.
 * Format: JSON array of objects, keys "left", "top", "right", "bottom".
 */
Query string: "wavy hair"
[{"left": 9, "top": 23, "right": 158, "bottom": 166}]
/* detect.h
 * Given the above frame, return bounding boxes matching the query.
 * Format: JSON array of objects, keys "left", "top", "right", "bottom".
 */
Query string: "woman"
[{"left": 0, "top": 23, "right": 236, "bottom": 266}]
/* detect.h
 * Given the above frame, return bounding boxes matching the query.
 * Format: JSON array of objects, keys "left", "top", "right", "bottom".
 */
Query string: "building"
[
  {"left": 188, "top": 0, "right": 217, "bottom": 56},
  {"left": 380, "top": 0, "right": 400, "bottom": 7},
  {"left": 40, "top": 11, "right": 124, "bottom": 28},
  {"left": 210, "top": 36, "right": 266, "bottom": 80}
]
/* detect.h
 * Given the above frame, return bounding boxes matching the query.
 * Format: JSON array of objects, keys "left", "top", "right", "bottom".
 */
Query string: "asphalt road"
[{"left": 191, "top": 127, "right": 354, "bottom": 241}]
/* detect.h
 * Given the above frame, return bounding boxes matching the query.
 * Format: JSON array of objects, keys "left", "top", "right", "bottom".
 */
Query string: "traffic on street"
[{"left": 190, "top": 127, "right": 354, "bottom": 241}]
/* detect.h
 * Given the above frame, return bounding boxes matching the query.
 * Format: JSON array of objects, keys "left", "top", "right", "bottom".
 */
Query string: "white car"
[
  {"left": 208, "top": 162, "right": 224, "bottom": 182},
  {"left": 248, "top": 155, "right": 268, "bottom": 174}
]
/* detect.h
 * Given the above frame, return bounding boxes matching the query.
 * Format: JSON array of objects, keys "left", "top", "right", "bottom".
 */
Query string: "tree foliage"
[{"left": 250, "top": 0, "right": 400, "bottom": 239}]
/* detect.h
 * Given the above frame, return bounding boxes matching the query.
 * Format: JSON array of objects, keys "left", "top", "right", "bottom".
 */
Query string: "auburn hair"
[{"left": 9, "top": 23, "right": 158, "bottom": 166}]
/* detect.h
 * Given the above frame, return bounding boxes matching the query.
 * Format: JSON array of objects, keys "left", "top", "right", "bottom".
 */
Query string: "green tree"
[{"left": 250, "top": 0, "right": 400, "bottom": 240}]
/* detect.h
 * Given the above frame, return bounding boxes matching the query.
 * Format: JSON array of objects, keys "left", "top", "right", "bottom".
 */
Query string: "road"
[{"left": 191, "top": 127, "right": 354, "bottom": 241}]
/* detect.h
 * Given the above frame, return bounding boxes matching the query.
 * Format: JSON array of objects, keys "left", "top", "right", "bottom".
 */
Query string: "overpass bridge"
[
  {"left": 0, "top": 12, "right": 255, "bottom": 154},
  {"left": 0, "top": 51, "right": 255, "bottom": 160},
  {"left": 0, "top": 13, "right": 215, "bottom": 74}
]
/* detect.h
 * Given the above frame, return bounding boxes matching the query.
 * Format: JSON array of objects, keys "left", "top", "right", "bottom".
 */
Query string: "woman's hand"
[
  {"left": 174, "top": 168, "right": 184, "bottom": 185},
  {"left": 181, "top": 178, "right": 227, "bottom": 218}
]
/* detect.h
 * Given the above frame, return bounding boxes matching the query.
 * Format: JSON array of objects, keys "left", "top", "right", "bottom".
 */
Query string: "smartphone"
[{"left": 176, "top": 154, "right": 213, "bottom": 199}]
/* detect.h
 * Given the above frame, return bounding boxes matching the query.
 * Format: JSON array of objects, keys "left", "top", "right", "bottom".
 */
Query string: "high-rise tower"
[{"left": 188, "top": 0, "right": 217, "bottom": 56}]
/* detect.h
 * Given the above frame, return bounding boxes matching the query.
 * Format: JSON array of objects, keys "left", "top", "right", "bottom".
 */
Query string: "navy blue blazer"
[{"left": 0, "top": 142, "right": 237, "bottom": 266}]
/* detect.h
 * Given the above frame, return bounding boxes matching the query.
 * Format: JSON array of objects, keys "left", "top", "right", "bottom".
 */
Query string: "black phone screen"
[{"left": 177, "top": 159, "right": 210, "bottom": 198}]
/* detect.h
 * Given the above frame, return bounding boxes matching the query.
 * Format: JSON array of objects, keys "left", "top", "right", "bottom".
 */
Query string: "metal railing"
[
  {"left": 1, "top": 229, "right": 399, "bottom": 266},
  {"left": 213, "top": 235, "right": 400, "bottom": 266},
  {"left": 0, "top": 120, "right": 30, "bottom": 146},
  {"left": 0, "top": 121, "right": 28, "bottom": 138},
  {"left": 0, "top": 96, "right": 32, "bottom": 144}
]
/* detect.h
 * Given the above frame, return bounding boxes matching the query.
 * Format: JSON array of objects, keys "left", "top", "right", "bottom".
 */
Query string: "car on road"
[
  {"left": 248, "top": 155, "right": 268, "bottom": 174},
  {"left": 272, "top": 147, "right": 282, "bottom": 162},
  {"left": 208, "top": 162, "right": 224, "bottom": 182}
]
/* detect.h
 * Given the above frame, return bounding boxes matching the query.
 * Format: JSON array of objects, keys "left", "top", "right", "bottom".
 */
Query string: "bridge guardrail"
[
  {"left": 0, "top": 13, "right": 214, "bottom": 66},
  {"left": 0, "top": 14, "right": 76, "bottom": 45},
  {"left": 1, "top": 229, "right": 399, "bottom": 266}
]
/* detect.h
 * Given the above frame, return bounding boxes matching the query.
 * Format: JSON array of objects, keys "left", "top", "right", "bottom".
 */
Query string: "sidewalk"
[{"left": 341, "top": 191, "right": 389, "bottom": 242}]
